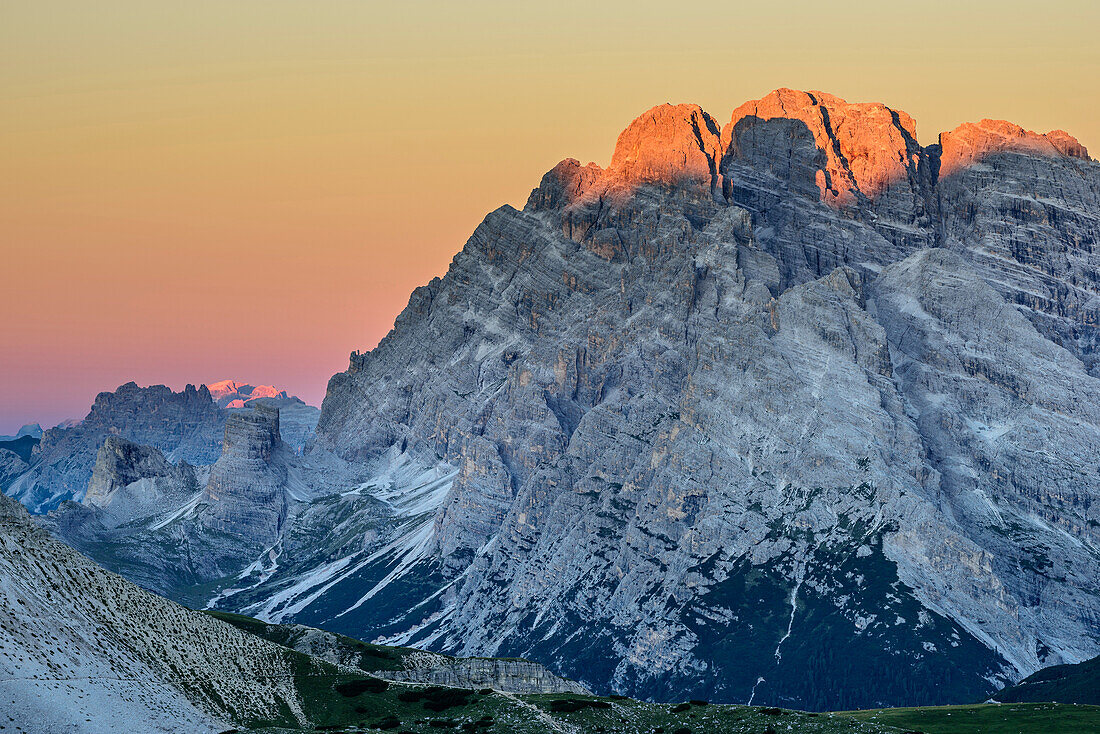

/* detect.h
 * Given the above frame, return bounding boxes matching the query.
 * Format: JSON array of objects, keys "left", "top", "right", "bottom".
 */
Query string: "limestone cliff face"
[
  {"left": 202, "top": 404, "right": 288, "bottom": 546},
  {"left": 304, "top": 91, "right": 1099, "bottom": 710},
  {"left": 937, "top": 119, "right": 1089, "bottom": 178},
  {"left": 84, "top": 436, "right": 199, "bottom": 529},
  {"left": 247, "top": 622, "right": 591, "bottom": 695},
  {"left": 4, "top": 380, "right": 319, "bottom": 513},
  {"left": 5, "top": 383, "right": 224, "bottom": 512}
]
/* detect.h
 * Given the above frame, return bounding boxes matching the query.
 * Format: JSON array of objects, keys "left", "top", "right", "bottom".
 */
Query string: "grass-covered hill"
[{"left": 992, "top": 653, "right": 1099, "bottom": 705}]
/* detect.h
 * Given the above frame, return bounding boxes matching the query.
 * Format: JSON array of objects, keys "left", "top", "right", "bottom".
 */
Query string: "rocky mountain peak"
[
  {"left": 607, "top": 103, "right": 722, "bottom": 187},
  {"left": 723, "top": 88, "right": 924, "bottom": 208},
  {"left": 206, "top": 379, "right": 291, "bottom": 409},
  {"left": 221, "top": 402, "right": 280, "bottom": 461},
  {"left": 202, "top": 404, "right": 287, "bottom": 545},
  {"left": 937, "top": 118, "right": 1091, "bottom": 177}
]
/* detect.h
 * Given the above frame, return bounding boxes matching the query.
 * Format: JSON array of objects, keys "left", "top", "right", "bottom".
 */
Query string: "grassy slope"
[
  {"left": 845, "top": 702, "right": 1100, "bottom": 734},
  {"left": 993, "top": 654, "right": 1100, "bottom": 705},
  {"left": 204, "top": 610, "right": 1098, "bottom": 733},
  {"left": 207, "top": 609, "right": 423, "bottom": 672}
]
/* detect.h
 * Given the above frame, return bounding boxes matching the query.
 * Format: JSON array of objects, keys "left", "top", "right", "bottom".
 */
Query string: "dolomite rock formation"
[
  {"left": 297, "top": 91, "right": 1099, "bottom": 709},
  {"left": 937, "top": 118, "right": 1090, "bottom": 178},
  {"left": 84, "top": 435, "right": 200, "bottom": 528},
  {"left": 44, "top": 403, "right": 305, "bottom": 603},
  {"left": 39, "top": 90, "right": 1100, "bottom": 713},
  {"left": 3, "top": 380, "right": 320, "bottom": 512},
  {"left": 4, "top": 382, "right": 224, "bottom": 512},
  {"left": 203, "top": 403, "right": 289, "bottom": 545}
]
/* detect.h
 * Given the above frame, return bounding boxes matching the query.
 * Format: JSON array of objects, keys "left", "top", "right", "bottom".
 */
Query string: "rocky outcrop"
[
  {"left": 43, "top": 404, "right": 304, "bottom": 603},
  {"left": 0, "top": 449, "right": 28, "bottom": 487},
  {"left": 937, "top": 119, "right": 1089, "bottom": 178},
  {"left": 223, "top": 618, "right": 590, "bottom": 695},
  {"left": 3, "top": 381, "right": 319, "bottom": 512},
  {"left": 5, "top": 382, "right": 224, "bottom": 512},
  {"left": 202, "top": 404, "right": 288, "bottom": 546},
  {"left": 724, "top": 88, "right": 932, "bottom": 210},
  {"left": 84, "top": 436, "right": 199, "bottom": 528},
  {"left": 378, "top": 656, "right": 591, "bottom": 695}
]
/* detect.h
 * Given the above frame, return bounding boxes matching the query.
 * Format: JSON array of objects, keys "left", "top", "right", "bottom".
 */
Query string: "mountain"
[
  {"left": 4, "top": 382, "right": 225, "bottom": 512},
  {"left": 292, "top": 91, "right": 1099, "bottom": 708},
  {"left": 2, "top": 380, "right": 320, "bottom": 512},
  {"left": 44, "top": 403, "right": 316, "bottom": 602},
  {"left": 208, "top": 379, "right": 321, "bottom": 453},
  {"left": 993, "top": 654, "right": 1100, "bottom": 705},
  {"left": 0, "top": 423, "right": 43, "bottom": 442},
  {"left": 35, "top": 89, "right": 1100, "bottom": 712}
]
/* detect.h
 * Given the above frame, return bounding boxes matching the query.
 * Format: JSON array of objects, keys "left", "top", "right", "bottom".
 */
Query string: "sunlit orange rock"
[
  {"left": 606, "top": 103, "right": 722, "bottom": 188},
  {"left": 937, "top": 119, "right": 1090, "bottom": 178},
  {"left": 723, "top": 89, "right": 924, "bottom": 208}
]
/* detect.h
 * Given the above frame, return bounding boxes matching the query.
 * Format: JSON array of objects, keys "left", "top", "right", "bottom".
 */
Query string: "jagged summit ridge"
[
  {"left": 534, "top": 89, "right": 1089, "bottom": 214},
  {"left": 938, "top": 118, "right": 1090, "bottom": 177}
]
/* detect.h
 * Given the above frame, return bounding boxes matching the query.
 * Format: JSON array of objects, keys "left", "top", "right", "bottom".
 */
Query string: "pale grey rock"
[
  {"left": 268, "top": 622, "right": 590, "bottom": 694},
  {"left": 6, "top": 382, "right": 224, "bottom": 512},
  {"left": 202, "top": 403, "right": 289, "bottom": 546},
  {"left": 936, "top": 147, "right": 1100, "bottom": 373},
  {"left": 84, "top": 435, "right": 200, "bottom": 529},
  {"left": 0, "top": 493, "right": 330, "bottom": 733},
  {"left": 871, "top": 248, "right": 1100, "bottom": 670},
  {"left": 0, "top": 448, "right": 28, "bottom": 487}
]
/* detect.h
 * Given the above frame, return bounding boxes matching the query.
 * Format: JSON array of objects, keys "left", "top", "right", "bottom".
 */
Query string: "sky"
[{"left": 2, "top": 1, "right": 1098, "bottom": 432}]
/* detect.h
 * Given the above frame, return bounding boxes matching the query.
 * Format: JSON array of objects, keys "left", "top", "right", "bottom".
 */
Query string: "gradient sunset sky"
[{"left": 3, "top": 1, "right": 1098, "bottom": 432}]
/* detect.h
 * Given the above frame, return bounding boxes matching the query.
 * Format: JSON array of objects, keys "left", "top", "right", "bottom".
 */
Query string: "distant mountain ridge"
[{"left": 1, "top": 379, "right": 319, "bottom": 512}]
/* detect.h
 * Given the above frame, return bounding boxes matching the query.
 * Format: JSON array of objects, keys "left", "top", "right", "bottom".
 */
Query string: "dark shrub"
[
  {"left": 671, "top": 703, "right": 691, "bottom": 713},
  {"left": 673, "top": 728, "right": 692, "bottom": 734},
  {"left": 548, "top": 698, "right": 612, "bottom": 713},
  {"left": 397, "top": 686, "right": 474, "bottom": 711},
  {"left": 759, "top": 707, "right": 783, "bottom": 715},
  {"left": 335, "top": 677, "right": 389, "bottom": 697},
  {"left": 689, "top": 699, "right": 708, "bottom": 706}
]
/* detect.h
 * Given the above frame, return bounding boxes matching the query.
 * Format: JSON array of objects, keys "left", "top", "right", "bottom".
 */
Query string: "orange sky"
[{"left": 2, "top": 1, "right": 1098, "bottom": 432}]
